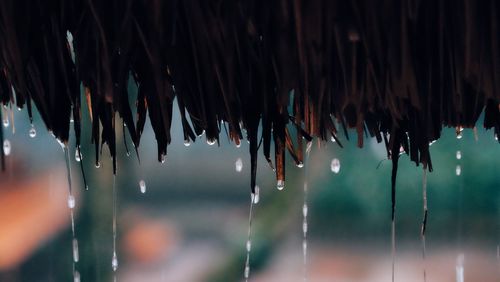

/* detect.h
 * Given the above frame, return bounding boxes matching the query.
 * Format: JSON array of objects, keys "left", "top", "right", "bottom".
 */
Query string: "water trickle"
[
  {"left": 276, "top": 180, "right": 285, "bottom": 191},
  {"left": 183, "top": 140, "right": 191, "bottom": 147},
  {"left": 3, "top": 140, "right": 11, "bottom": 156},
  {"left": 330, "top": 158, "right": 340, "bottom": 174},
  {"left": 303, "top": 204, "right": 308, "bottom": 217},
  {"left": 243, "top": 189, "right": 255, "bottom": 282},
  {"left": 456, "top": 150, "right": 461, "bottom": 160},
  {"left": 455, "top": 253, "right": 464, "bottom": 282},
  {"left": 206, "top": 138, "right": 216, "bottom": 146},
  {"left": 139, "top": 180, "right": 146, "bottom": 194},
  {"left": 72, "top": 238, "right": 79, "bottom": 263},
  {"left": 112, "top": 175, "right": 118, "bottom": 272},
  {"left": 456, "top": 165, "right": 462, "bottom": 176},
  {"left": 235, "top": 158, "right": 243, "bottom": 172},
  {"left": 29, "top": 125, "right": 36, "bottom": 138}
]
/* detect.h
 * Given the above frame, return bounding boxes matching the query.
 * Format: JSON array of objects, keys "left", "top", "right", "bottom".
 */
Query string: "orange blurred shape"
[
  {"left": 0, "top": 167, "right": 74, "bottom": 270},
  {"left": 123, "top": 219, "right": 176, "bottom": 264}
]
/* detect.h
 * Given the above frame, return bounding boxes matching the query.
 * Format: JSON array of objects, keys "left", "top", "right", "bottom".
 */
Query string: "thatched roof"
[{"left": 1, "top": 0, "right": 500, "bottom": 196}]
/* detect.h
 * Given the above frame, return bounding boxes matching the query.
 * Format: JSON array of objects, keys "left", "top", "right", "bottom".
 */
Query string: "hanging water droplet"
[
  {"left": 57, "top": 139, "right": 66, "bottom": 149},
  {"left": 456, "top": 150, "right": 461, "bottom": 160},
  {"left": 67, "top": 195, "right": 75, "bottom": 209},
  {"left": 246, "top": 240, "right": 252, "bottom": 252},
  {"left": 3, "top": 140, "right": 11, "bottom": 156},
  {"left": 74, "top": 271, "right": 80, "bottom": 282},
  {"left": 236, "top": 142, "right": 241, "bottom": 148},
  {"left": 297, "top": 162, "right": 304, "bottom": 168},
  {"left": 139, "top": 180, "right": 146, "bottom": 194},
  {"left": 495, "top": 134, "right": 498, "bottom": 141},
  {"left": 72, "top": 238, "right": 79, "bottom": 262},
  {"left": 112, "top": 252, "right": 118, "bottom": 272},
  {"left": 252, "top": 186, "right": 260, "bottom": 204},
  {"left": 2, "top": 116, "right": 9, "bottom": 128},
  {"left": 29, "top": 125, "right": 36, "bottom": 138},
  {"left": 206, "top": 138, "right": 216, "bottom": 146},
  {"left": 160, "top": 154, "right": 166, "bottom": 163},
  {"left": 330, "top": 158, "right": 340, "bottom": 174},
  {"left": 303, "top": 204, "right": 308, "bottom": 217},
  {"left": 456, "top": 132, "right": 463, "bottom": 139},
  {"left": 277, "top": 180, "right": 285, "bottom": 191},
  {"left": 330, "top": 136, "right": 336, "bottom": 142},
  {"left": 235, "top": 158, "right": 243, "bottom": 172},
  {"left": 95, "top": 162, "right": 101, "bottom": 168},
  {"left": 455, "top": 165, "right": 461, "bottom": 176},
  {"left": 75, "top": 148, "right": 82, "bottom": 162},
  {"left": 183, "top": 139, "right": 191, "bottom": 147}
]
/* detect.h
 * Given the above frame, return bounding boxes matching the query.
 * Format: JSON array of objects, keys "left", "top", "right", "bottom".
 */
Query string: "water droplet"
[
  {"left": 456, "top": 133, "right": 463, "bottom": 139},
  {"left": 330, "top": 136, "right": 336, "bottom": 142},
  {"left": 456, "top": 150, "right": 461, "bottom": 160},
  {"left": 183, "top": 140, "right": 191, "bottom": 147},
  {"left": 112, "top": 252, "right": 118, "bottom": 271},
  {"left": 429, "top": 140, "right": 437, "bottom": 146},
  {"left": 302, "top": 204, "right": 308, "bottom": 217},
  {"left": 160, "top": 154, "right": 166, "bottom": 163},
  {"left": 67, "top": 195, "right": 75, "bottom": 209},
  {"left": 246, "top": 240, "right": 252, "bottom": 252},
  {"left": 95, "top": 162, "right": 101, "bottom": 168},
  {"left": 330, "top": 158, "right": 340, "bottom": 174},
  {"left": 74, "top": 271, "right": 80, "bottom": 282},
  {"left": 235, "top": 158, "right": 243, "bottom": 172},
  {"left": 277, "top": 180, "right": 285, "bottom": 191},
  {"left": 306, "top": 141, "right": 313, "bottom": 154},
  {"left": 72, "top": 238, "right": 79, "bottom": 262},
  {"left": 302, "top": 221, "right": 308, "bottom": 234},
  {"left": 495, "top": 134, "right": 498, "bottom": 141},
  {"left": 244, "top": 265, "right": 250, "bottom": 279},
  {"left": 206, "top": 138, "right": 216, "bottom": 146},
  {"left": 302, "top": 239, "right": 307, "bottom": 254},
  {"left": 252, "top": 186, "right": 260, "bottom": 204},
  {"left": 3, "top": 140, "right": 11, "bottom": 156},
  {"left": 236, "top": 142, "right": 241, "bottom": 148},
  {"left": 57, "top": 139, "right": 66, "bottom": 149},
  {"left": 2, "top": 117, "right": 9, "bottom": 128},
  {"left": 75, "top": 148, "right": 82, "bottom": 162},
  {"left": 455, "top": 165, "right": 461, "bottom": 176},
  {"left": 139, "top": 180, "right": 146, "bottom": 193},
  {"left": 296, "top": 162, "right": 304, "bottom": 168},
  {"left": 70, "top": 116, "right": 74, "bottom": 123}
]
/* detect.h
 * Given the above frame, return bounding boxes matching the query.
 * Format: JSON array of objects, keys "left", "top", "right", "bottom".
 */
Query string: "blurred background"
[{"left": 0, "top": 101, "right": 499, "bottom": 282}]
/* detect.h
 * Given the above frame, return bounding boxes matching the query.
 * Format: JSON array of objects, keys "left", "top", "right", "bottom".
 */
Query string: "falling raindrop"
[
  {"left": 112, "top": 252, "right": 118, "bottom": 272},
  {"left": 67, "top": 195, "right": 76, "bottom": 209},
  {"left": 2, "top": 116, "right": 9, "bottom": 128},
  {"left": 330, "top": 158, "right": 340, "bottom": 174},
  {"left": 139, "top": 180, "right": 146, "bottom": 194},
  {"left": 74, "top": 271, "right": 80, "bottom": 282},
  {"left": 456, "top": 253, "right": 464, "bottom": 282},
  {"left": 29, "top": 125, "right": 36, "bottom": 138},
  {"left": 3, "top": 140, "right": 11, "bottom": 156},
  {"left": 235, "top": 158, "right": 243, "bottom": 172},
  {"left": 72, "top": 238, "right": 79, "bottom": 263},
  {"left": 421, "top": 168, "right": 428, "bottom": 282},
  {"left": 75, "top": 147, "right": 82, "bottom": 162},
  {"left": 183, "top": 140, "right": 191, "bottom": 147},
  {"left": 456, "top": 150, "right": 461, "bottom": 160},
  {"left": 276, "top": 180, "right": 285, "bottom": 191},
  {"left": 456, "top": 127, "right": 464, "bottom": 139},
  {"left": 456, "top": 165, "right": 461, "bottom": 176},
  {"left": 207, "top": 138, "right": 216, "bottom": 146}
]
